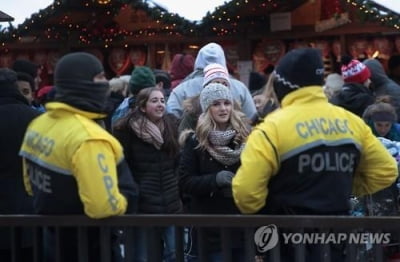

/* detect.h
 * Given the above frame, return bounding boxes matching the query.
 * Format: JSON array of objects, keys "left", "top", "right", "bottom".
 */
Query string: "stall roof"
[
  {"left": 196, "top": 0, "right": 400, "bottom": 38},
  {"left": 0, "top": 10, "right": 14, "bottom": 22},
  {"left": 0, "top": 0, "right": 196, "bottom": 47}
]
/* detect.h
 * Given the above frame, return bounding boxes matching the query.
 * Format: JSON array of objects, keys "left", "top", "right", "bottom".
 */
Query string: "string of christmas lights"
[
  {"left": 0, "top": 0, "right": 399, "bottom": 52},
  {"left": 342, "top": 0, "right": 400, "bottom": 29},
  {"left": 0, "top": 0, "right": 196, "bottom": 49}
]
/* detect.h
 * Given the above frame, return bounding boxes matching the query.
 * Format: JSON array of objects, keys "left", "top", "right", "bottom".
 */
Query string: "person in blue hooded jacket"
[{"left": 166, "top": 42, "right": 256, "bottom": 120}]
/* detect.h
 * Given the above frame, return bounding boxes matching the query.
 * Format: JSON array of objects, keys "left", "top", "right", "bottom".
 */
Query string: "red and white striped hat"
[{"left": 203, "top": 63, "right": 230, "bottom": 87}]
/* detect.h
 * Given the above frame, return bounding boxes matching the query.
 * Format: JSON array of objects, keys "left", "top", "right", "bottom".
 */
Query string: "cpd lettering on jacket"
[
  {"left": 25, "top": 130, "right": 55, "bottom": 156},
  {"left": 97, "top": 153, "right": 118, "bottom": 211}
]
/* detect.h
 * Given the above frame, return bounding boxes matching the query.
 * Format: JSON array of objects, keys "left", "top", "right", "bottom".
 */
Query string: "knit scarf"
[
  {"left": 130, "top": 115, "right": 164, "bottom": 150},
  {"left": 206, "top": 129, "right": 244, "bottom": 166}
]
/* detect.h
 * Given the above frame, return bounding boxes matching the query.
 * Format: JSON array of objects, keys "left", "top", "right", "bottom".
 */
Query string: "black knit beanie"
[
  {"left": 273, "top": 48, "right": 324, "bottom": 102},
  {"left": 12, "top": 59, "right": 39, "bottom": 79},
  {"left": 0, "top": 68, "right": 29, "bottom": 104},
  {"left": 249, "top": 71, "right": 267, "bottom": 93},
  {"left": 54, "top": 52, "right": 109, "bottom": 113}
]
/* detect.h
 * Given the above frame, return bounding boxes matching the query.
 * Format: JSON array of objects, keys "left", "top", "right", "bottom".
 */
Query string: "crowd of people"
[{"left": 1, "top": 42, "right": 400, "bottom": 261}]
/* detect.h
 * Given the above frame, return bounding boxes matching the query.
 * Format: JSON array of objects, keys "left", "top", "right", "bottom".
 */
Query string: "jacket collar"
[
  {"left": 45, "top": 102, "right": 106, "bottom": 119},
  {"left": 281, "top": 86, "right": 327, "bottom": 108}
]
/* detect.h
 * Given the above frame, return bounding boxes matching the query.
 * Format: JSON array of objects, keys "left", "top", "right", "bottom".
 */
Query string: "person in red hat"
[{"left": 329, "top": 55, "right": 375, "bottom": 117}]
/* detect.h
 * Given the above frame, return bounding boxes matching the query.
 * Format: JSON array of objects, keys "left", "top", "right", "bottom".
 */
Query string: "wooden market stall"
[
  {"left": 1, "top": 0, "right": 400, "bottom": 84},
  {"left": 0, "top": 0, "right": 198, "bottom": 79},
  {"left": 199, "top": 0, "right": 400, "bottom": 76},
  {"left": 0, "top": 11, "right": 14, "bottom": 22}
]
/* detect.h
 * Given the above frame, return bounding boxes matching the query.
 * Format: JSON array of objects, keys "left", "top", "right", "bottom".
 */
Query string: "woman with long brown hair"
[{"left": 113, "top": 87, "right": 182, "bottom": 262}]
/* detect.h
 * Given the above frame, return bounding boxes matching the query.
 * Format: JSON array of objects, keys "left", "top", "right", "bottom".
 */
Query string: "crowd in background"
[{"left": 1, "top": 42, "right": 400, "bottom": 261}]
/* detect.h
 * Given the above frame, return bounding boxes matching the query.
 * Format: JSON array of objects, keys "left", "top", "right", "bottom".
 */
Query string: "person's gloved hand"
[{"left": 215, "top": 171, "right": 235, "bottom": 187}]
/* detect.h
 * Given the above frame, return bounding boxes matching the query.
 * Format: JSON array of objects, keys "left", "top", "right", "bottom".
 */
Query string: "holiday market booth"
[
  {"left": 0, "top": 0, "right": 198, "bottom": 79},
  {"left": 1, "top": 0, "right": 400, "bottom": 84},
  {"left": 200, "top": 0, "right": 400, "bottom": 77},
  {"left": 0, "top": 11, "right": 14, "bottom": 23}
]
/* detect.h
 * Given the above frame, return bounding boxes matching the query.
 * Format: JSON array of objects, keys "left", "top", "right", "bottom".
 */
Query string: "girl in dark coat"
[
  {"left": 363, "top": 96, "right": 400, "bottom": 141},
  {"left": 113, "top": 87, "right": 182, "bottom": 262},
  {"left": 178, "top": 82, "right": 250, "bottom": 261},
  {"left": 330, "top": 56, "right": 375, "bottom": 117}
]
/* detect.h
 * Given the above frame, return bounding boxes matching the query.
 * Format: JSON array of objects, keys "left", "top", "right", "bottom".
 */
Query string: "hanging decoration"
[
  {"left": 373, "top": 37, "right": 393, "bottom": 60},
  {"left": 129, "top": 48, "right": 146, "bottom": 67},
  {"left": 348, "top": 39, "right": 369, "bottom": 59},
  {"left": 108, "top": 47, "right": 131, "bottom": 76},
  {"left": 252, "top": 40, "right": 285, "bottom": 73},
  {"left": 341, "top": 0, "right": 400, "bottom": 30},
  {"left": 98, "top": 0, "right": 111, "bottom": 4},
  {"left": 315, "top": 12, "right": 351, "bottom": 32},
  {"left": 0, "top": 0, "right": 196, "bottom": 49},
  {"left": 320, "top": 0, "right": 343, "bottom": 20}
]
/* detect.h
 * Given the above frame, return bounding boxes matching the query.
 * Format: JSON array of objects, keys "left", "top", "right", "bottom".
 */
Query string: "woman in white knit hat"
[
  {"left": 178, "top": 63, "right": 246, "bottom": 133},
  {"left": 178, "top": 82, "right": 250, "bottom": 261}
]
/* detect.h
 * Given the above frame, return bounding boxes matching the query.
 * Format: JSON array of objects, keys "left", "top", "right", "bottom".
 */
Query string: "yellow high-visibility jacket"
[
  {"left": 233, "top": 86, "right": 398, "bottom": 214},
  {"left": 19, "top": 102, "right": 137, "bottom": 218}
]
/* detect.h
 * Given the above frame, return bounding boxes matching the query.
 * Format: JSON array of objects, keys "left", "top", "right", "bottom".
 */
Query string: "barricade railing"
[{"left": 1, "top": 214, "right": 400, "bottom": 262}]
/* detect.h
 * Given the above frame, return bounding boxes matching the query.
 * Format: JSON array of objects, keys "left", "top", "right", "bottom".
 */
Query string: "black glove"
[{"left": 215, "top": 170, "right": 235, "bottom": 187}]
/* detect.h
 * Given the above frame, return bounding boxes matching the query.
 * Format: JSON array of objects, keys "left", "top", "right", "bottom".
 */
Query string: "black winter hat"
[
  {"left": 0, "top": 68, "right": 27, "bottom": 101},
  {"left": 153, "top": 69, "right": 171, "bottom": 90},
  {"left": 249, "top": 71, "right": 267, "bottom": 93},
  {"left": 12, "top": 59, "right": 39, "bottom": 79},
  {"left": 55, "top": 52, "right": 104, "bottom": 82},
  {"left": 0, "top": 68, "right": 17, "bottom": 86},
  {"left": 273, "top": 48, "right": 325, "bottom": 103},
  {"left": 275, "top": 48, "right": 324, "bottom": 89},
  {"left": 54, "top": 52, "right": 109, "bottom": 113}
]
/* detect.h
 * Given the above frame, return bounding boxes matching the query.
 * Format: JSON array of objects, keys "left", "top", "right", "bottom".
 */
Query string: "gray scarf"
[{"left": 207, "top": 129, "right": 244, "bottom": 166}]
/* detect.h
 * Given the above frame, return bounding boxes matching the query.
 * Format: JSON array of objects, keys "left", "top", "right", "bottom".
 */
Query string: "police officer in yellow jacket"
[
  {"left": 233, "top": 47, "right": 397, "bottom": 215},
  {"left": 232, "top": 47, "right": 398, "bottom": 260},
  {"left": 19, "top": 52, "right": 138, "bottom": 261}
]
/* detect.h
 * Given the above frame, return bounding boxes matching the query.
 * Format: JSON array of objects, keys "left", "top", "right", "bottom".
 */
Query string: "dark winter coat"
[
  {"left": 0, "top": 82, "right": 40, "bottom": 248},
  {"left": 179, "top": 134, "right": 241, "bottom": 214},
  {"left": 104, "top": 91, "right": 125, "bottom": 132},
  {"left": 113, "top": 124, "right": 182, "bottom": 214},
  {"left": 329, "top": 82, "right": 375, "bottom": 117},
  {"left": 364, "top": 58, "right": 400, "bottom": 120},
  {"left": 178, "top": 134, "right": 242, "bottom": 253}
]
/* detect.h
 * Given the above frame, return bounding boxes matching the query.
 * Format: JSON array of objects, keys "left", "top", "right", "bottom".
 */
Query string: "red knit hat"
[{"left": 341, "top": 58, "right": 371, "bottom": 84}]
